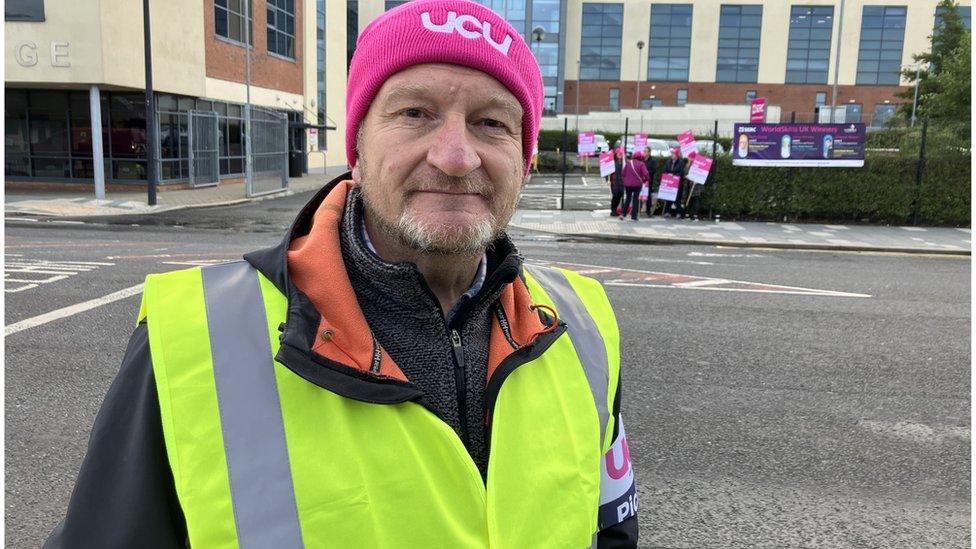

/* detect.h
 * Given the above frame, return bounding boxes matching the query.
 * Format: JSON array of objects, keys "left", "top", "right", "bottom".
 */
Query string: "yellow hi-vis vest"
[{"left": 139, "top": 261, "right": 622, "bottom": 548}]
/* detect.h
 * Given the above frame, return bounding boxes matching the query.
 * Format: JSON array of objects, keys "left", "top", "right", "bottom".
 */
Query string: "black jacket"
[{"left": 45, "top": 174, "right": 638, "bottom": 548}]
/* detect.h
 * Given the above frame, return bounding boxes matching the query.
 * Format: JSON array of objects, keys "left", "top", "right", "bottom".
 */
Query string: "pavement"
[
  {"left": 509, "top": 210, "right": 972, "bottom": 255},
  {"left": 4, "top": 170, "right": 341, "bottom": 218},
  {"left": 5, "top": 172, "right": 971, "bottom": 255}
]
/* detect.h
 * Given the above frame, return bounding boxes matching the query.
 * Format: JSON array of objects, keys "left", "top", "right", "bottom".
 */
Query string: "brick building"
[
  {"left": 4, "top": 0, "right": 348, "bottom": 187},
  {"left": 352, "top": 0, "right": 971, "bottom": 124}
]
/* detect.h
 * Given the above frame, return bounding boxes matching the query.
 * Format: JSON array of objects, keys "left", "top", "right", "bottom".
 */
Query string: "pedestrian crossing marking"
[{"left": 532, "top": 260, "right": 871, "bottom": 298}]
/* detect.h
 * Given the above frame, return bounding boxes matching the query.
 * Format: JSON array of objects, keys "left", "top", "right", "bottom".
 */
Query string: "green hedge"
[{"left": 699, "top": 154, "right": 971, "bottom": 226}]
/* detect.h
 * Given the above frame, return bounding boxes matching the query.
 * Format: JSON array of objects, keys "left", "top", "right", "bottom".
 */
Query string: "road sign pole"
[{"left": 561, "top": 117, "right": 567, "bottom": 211}]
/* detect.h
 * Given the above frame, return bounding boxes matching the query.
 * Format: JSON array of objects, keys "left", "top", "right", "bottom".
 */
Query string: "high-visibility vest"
[{"left": 139, "top": 260, "right": 620, "bottom": 548}]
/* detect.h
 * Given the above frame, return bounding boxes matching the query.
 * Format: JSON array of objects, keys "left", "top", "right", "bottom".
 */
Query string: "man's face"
[{"left": 353, "top": 64, "right": 525, "bottom": 256}]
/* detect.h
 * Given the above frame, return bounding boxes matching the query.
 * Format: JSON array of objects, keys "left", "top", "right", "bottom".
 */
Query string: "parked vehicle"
[
  {"left": 594, "top": 134, "right": 610, "bottom": 153},
  {"left": 695, "top": 139, "right": 727, "bottom": 155},
  {"left": 644, "top": 138, "right": 672, "bottom": 158}
]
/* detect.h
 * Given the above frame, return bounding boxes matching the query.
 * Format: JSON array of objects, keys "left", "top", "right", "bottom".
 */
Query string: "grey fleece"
[{"left": 339, "top": 187, "right": 508, "bottom": 477}]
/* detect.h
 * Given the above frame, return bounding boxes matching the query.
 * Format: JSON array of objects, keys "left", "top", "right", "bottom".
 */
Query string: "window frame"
[
  {"left": 214, "top": 0, "right": 254, "bottom": 47},
  {"left": 855, "top": 6, "right": 907, "bottom": 86},
  {"left": 580, "top": 3, "right": 624, "bottom": 81},
  {"left": 608, "top": 88, "right": 621, "bottom": 112},
  {"left": 716, "top": 4, "right": 763, "bottom": 83},
  {"left": 5, "top": 0, "right": 45, "bottom": 22},
  {"left": 676, "top": 88, "right": 688, "bottom": 106},
  {"left": 267, "top": 0, "right": 297, "bottom": 60},
  {"left": 647, "top": 4, "right": 693, "bottom": 82},
  {"left": 785, "top": 5, "right": 834, "bottom": 84}
]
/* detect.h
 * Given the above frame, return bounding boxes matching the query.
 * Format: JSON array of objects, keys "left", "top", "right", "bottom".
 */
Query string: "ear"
[{"left": 351, "top": 162, "right": 362, "bottom": 185}]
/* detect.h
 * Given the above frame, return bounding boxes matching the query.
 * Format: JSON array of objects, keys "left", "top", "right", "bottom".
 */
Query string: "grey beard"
[{"left": 360, "top": 188, "right": 499, "bottom": 257}]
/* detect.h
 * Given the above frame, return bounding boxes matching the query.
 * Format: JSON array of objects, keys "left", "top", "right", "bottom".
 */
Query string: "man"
[
  {"left": 661, "top": 147, "right": 687, "bottom": 218},
  {"left": 45, "top": 0, "right": 637, "bottom": 547},
  {"left": 642, "top": 146, "right": 657, "bottom": 217},
  {"left": 608, "top": 146, "right": 625, "bottom": 216}
]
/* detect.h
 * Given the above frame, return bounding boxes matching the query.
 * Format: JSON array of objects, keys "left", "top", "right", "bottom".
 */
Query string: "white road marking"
[
  {"left": 160, "top": 259, "right": 235, "bottom": 267},
  {"left": 5, "top": 283, "right": 144, "bottom": 336},
  {"left": 5, "top": 259, "right": 116, "bottom": 293},
  {"left": 674, "top": 278, "right": 731, "bottom": 288},
  {"left": 688, "top": 251, "right": 765, "bottom": 258},
  {"left": 901, "top": 227, "right": 928, "bottom": 231},
  {"left": 535, "top": 259, "right": 871, "bottom": 298},
  {"left": 604, "top": 280, "right": 870, "bottom": 298}
]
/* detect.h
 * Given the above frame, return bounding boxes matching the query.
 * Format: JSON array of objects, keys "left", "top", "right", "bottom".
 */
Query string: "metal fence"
[
  {"left": 247, "top": 106, "right": 289, "bottom": 198},
  {"left": 541, "top": 106, "right": 923, "bottom": 139},
  {"left": 536, "top": 115, "right": 970, "bottom": 225},
  {"left": 188, "top": 110, "right": 220, "bottom": 188}
]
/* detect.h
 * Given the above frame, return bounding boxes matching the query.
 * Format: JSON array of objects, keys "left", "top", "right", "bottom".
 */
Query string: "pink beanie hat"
[{"left": 346, "top": 0, "right": 543, "bottom": 174}]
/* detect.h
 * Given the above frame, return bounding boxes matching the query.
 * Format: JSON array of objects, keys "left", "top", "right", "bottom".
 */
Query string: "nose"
[{"left": 425, "top": 114, "right": 482, "bottom": 177}]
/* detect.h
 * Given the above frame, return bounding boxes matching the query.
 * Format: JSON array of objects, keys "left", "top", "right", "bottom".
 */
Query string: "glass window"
[
  {"left": 5, "top": 0, "right": 44, "bottom": 21},
  {"left": 745, "top": 90, "right": 757, "bottom": 102},
  {"left": 109, "top": 94, "right": 147, "bottom": 159},
  {"left": 268, "top": 0, "right": 296, "bottom": 58},
  {"left": 157, "top": 94, "right": 178, "bottom": 111},
  {"left": 28, "top": 91, "right": 70, "bottom": 155},
  {"left": 785, "top": 5, "right": 833, "bottom": 84},
  {"left": 856, "top": 6, "right": 906, "bottom": 85},
  {"left": 609, "top": 88, "right": 620, "bottom": 111},
  {"left": 317, "top": 0, "right": 328, "bottom": 149},
  {"left": 158, "top": 112, "right": 183, "bottom": 160},
  {"left": 677, "top": 88, "right": 688, "bottom": 106},
  {"left": 845, "top": 103, "right": 862, "bottom": 123},
  {"left": 5, "top": 90, "right": 30, "bottom": 176},
  {"left": 872, "top": 103, "right": 897, "bottom": 127},
  {"left": 936, "top": 5, "right": 971, "bottom": 32},
  {"left": 716, "top": 5, "right": 763, "bottom": 82},
  {"left": 648, "top": 4, "right": 692, "bottom": 81},
  {"left": 347, "top": 0, "right": 358, "bottom": 69},
  {"left": 215, "top": 0, "right": 253, "bottom": 45},
  {"left": 815, "top": 91, "right": 827, "bottom": 106},
  {"left": 478, "top": 0, "right": 526, "bottom": 34},
  {"left": 580, "top": 3, "right": 623, "bottom": 80}
]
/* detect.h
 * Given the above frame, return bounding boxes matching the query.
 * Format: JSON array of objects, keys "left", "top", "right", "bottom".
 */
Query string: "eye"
[
  {"left": 481, "top": 118, "right": 509, "bottom": 130},
  {"left": 401, "top": 108, "right": 426, "bottom": 119}
]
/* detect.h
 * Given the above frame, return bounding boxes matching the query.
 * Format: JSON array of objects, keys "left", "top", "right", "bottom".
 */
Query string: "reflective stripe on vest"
[
  {"left": 523, "top": 265, "right": 610, "bottom": 449},
  {"left": 201, "top": 261, "right": 304, "bottom": 548}
]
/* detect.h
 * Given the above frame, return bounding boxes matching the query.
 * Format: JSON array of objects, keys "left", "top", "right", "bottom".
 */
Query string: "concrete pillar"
[{"left": 89, "top": 85, "right": 105, "bottom": 199}]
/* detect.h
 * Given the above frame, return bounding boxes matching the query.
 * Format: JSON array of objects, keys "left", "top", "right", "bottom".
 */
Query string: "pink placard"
[
  {"left": 750, "top": 97, "right": 767, "bottom": 123},
  {"left": 577, "top": 131, "right": 596, "bottom": 156},
  {"left": 687, "top": 155, "right": 713, "bottom": 184},
  {"left": 677, "top": 130, "right": 696, "bottom": 158},
  {"left": 658, "top": 173, "right": 681, "bottom": 202},
  {"left": 634, "top": 133, "right": 648, "bottom": 151},
  {"left": 599, "top": 151, "right": 616, "bottom": 177}
]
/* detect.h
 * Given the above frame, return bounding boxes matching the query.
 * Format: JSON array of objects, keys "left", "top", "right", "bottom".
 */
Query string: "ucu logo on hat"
[{"left": 420, "top": 11, "right": 513, "bottom": 56}]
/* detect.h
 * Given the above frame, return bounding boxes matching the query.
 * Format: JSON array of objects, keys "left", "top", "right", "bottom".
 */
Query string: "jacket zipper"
[{"left": 450, "top": 329, "right": 470, "bottom": 448}]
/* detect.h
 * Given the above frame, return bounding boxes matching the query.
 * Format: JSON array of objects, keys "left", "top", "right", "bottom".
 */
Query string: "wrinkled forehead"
[{"left": 372, "top": 63, "right": 523, "bottom": 119}]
